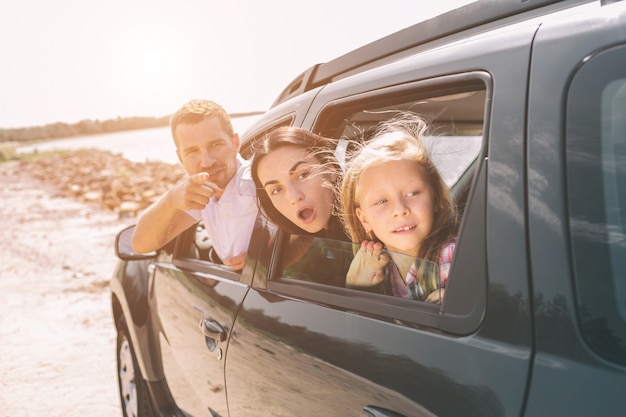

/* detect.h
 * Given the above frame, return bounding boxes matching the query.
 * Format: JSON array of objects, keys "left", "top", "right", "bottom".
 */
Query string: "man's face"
[{"left": 175, "top": 117, "right": 240, "bottom": 189}]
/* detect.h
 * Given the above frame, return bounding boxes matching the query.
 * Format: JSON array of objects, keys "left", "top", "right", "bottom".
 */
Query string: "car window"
[
  {"left": 240, "top": 115, "right": 294, "bottom": 160},
  {"left": 567, "top": 45, "right": 626, "bottom": 365},
  {"left": 280, "top": 235, "right": 444, "bottom": 301},
  {"left": 187, "top": 222, "right": 224, "bottom": 264},
  {"left": 281, "top": 236, "right": 353, "bottom": 288},
  {"left": 320, "top": 77, "right": 487, "bottom": 220},
  {"left": 265, "top": 74, "right": 489, "bottom": 329}
]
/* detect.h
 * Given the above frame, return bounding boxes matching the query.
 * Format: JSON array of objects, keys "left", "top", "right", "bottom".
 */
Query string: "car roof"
[{"left": 270, "top": 0, "right": 593, "bottom": 108}]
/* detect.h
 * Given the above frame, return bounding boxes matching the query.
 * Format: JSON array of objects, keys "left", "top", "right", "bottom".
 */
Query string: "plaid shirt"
[{"left": 391, "top": 238, "right": 457, "bottom": 300}]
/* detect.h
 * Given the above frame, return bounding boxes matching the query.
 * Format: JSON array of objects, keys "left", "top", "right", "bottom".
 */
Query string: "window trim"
[
  {"left": 240, "top": 113, "right": 296, "bottom": 159},
  {"left": 263, "top": 74, "right": 492, "bottom": 334}
]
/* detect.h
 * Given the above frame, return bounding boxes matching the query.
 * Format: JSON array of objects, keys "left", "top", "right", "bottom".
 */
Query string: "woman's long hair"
[{"left": 251, "top": 126, "right": 342, "bottom": 236}]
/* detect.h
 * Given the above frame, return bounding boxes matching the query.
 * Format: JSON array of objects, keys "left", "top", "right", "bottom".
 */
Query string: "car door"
[
  {"left": 151, "top": 221, "right": 259, "bottom": 417},
  {"left": 225, "top": 16, "right": 539, "bottom": 415},
  {"left": 525, "top": 1, "right": 626, "bottom": 414}
]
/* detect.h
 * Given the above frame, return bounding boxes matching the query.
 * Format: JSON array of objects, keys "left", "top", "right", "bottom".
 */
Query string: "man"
[{"left": 132, "top": 99, "right": 258, "bottom": 271}]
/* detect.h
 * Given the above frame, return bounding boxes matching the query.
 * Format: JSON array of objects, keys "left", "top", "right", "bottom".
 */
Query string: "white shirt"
[{"left": 188, "top": 156, "right": 258, "bottom": 261}]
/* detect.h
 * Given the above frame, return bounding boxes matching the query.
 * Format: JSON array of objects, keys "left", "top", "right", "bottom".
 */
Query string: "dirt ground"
[{"left": 0, "top": 156, "right": 159, "bottom": 416}]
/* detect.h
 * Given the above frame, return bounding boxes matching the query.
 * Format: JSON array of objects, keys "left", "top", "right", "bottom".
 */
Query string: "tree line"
[
  {"left": 0, "top": 111, "right": 262, "bottom": 144},
  {"left": 0, "top": 115, "right": 170, "bottom": 144}
]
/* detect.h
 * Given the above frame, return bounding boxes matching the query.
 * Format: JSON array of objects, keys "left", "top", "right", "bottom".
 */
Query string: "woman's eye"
[
  {"left": 374, "top": 199, "right": 387, "bottom": 206},
  {"left": 295, "top": 170, "right": 310, "bottom": 181},
  {"left": 268, "top": 186, "right": 282, "bottom": 196},
  {"left": 406, "top": 190, "right": 420, "bottom": 197}
]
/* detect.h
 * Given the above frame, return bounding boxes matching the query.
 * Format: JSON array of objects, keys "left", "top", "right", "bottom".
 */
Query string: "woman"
[{"left": 251, "top": 126, "right": 347, "bottom": 241}]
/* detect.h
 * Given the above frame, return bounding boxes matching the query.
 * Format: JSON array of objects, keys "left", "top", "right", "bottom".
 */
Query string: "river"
[{"left": 16, "top": 114, "right": 261, "bottom": 165}]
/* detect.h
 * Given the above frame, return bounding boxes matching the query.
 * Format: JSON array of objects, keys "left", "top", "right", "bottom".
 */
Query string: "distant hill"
[{"left": 0, "top": 111, "right": 263, "bottom": 144}]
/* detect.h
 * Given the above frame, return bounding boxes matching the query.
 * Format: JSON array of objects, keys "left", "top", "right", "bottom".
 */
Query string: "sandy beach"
[{"left": 0, "top": 160, "right": 133, "bottom": 416}]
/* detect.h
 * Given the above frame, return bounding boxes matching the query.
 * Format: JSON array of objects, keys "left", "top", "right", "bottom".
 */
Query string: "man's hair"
[{"left": 170, "top": 99, "right": 234, "bottom": 147}]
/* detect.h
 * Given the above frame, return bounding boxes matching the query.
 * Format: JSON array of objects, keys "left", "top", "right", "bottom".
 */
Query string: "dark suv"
[{"left": 110, "top": 0, "right": 626, "bottom": 415}]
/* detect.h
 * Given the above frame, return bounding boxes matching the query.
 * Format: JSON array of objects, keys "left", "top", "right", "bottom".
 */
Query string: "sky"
[{"left": 0, "top": 0, "right": 474, "bottom": 129}]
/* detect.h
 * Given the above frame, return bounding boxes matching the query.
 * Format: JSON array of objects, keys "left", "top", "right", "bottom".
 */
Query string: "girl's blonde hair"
[{"left": 340, "top": 112, "right": 457, "bottom": 265}]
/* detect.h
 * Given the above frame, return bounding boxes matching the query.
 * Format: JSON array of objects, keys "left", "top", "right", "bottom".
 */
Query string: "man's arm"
[{"left": 131, "top": 172, "right": 221, "bottom": 253}]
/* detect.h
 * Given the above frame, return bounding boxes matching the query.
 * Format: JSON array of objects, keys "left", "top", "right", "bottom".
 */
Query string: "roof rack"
[{"left": 270, "top": 0, "right": 590, "bottom": 108}]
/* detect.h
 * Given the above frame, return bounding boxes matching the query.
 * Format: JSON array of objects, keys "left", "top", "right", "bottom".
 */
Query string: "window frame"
[{"left": 262, "top": 72, "right": 492, "bottom": 334}]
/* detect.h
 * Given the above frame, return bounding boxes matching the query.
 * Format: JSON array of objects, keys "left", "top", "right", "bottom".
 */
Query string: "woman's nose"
[{"left": 287, "top": 184, "right": 304, "bottom": 204}]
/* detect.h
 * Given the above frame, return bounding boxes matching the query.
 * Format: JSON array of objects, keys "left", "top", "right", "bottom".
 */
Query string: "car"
[{"left": 110, "top": 0, "right": 626, "bottom": 415}]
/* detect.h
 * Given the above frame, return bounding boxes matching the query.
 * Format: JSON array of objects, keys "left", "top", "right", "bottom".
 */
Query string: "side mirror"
[{"left": 115, "top": 225, "right": 157, "bottom": 260}]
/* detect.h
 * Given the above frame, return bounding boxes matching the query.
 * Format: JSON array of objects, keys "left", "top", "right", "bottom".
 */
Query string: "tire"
[{"left": 116, "top": 316, "right": 155, "bottom": 417}]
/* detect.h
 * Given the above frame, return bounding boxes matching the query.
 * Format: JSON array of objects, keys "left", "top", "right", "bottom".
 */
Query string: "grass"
[{"left": 0, "top": 144, "right": 68, "bottom": 164}]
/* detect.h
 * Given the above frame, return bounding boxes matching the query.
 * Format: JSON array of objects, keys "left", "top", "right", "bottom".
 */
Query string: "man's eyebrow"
[{"left": 181, "top": 144, "right": 197, "bottom": 153}]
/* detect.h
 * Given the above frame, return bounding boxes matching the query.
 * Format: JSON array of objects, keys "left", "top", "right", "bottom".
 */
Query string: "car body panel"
[{"left": 525, "top": 2, "right": 626, "bottom": 414}]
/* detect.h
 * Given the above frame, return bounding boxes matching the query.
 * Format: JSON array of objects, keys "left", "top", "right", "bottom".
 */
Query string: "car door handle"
[
  {"left": 361, "top": 406, "right": 407, "bottom": 417},
  {"left": 199, "top": 318, "right": 227, "bottom": 343}
]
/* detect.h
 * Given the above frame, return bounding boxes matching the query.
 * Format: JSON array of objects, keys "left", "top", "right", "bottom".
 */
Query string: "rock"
[{"left": 18, "top": 149, "right": 186, "bottom": 215}]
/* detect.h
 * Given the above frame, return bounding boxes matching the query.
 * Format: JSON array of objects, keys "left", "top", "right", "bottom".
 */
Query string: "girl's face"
[
  {"left": 257, "top": 145, "right": 335, "bottom": 234},
  {"left": 355, "top": 159, "right": 435, "bottom": 257}
]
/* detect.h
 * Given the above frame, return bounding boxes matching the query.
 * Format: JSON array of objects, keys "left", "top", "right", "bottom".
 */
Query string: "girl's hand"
[
  {"left": 425, "top": 288, "right": 445, "bottom": 304},
  {"left": 346, "top": 241, "right": 390, "bottom": 287}
]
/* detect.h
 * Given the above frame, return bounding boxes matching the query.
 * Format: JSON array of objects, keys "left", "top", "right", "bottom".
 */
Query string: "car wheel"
[{"left": 116, "top": 316, "right": 155, "bottom": 417}]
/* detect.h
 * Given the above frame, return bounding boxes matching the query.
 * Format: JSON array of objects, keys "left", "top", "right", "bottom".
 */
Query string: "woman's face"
[
  {"left": 257, "top": 145, "right": 335, "bottom": 234},
  {"left": 355, "top": 159, "right": 435, "bottom": 257}
]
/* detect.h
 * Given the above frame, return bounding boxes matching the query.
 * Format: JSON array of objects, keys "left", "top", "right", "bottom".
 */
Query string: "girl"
[
  {"left": 251, "top": 126, "right": 347, "bottom": 240},
  {"left": 340, "top": 114, "right": 457, "bottom": 303}
]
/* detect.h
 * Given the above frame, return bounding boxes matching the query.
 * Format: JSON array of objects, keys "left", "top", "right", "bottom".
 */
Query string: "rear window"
[{"left": 567, "top": 44, "right": 626, "bottom": 365}]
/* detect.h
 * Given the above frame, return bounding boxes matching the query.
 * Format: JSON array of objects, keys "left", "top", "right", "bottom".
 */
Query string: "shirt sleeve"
[{"left": 437, "top": 238, "right": 457, "bottom": 288}]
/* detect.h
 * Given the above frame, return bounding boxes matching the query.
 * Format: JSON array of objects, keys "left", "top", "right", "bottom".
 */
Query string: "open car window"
[
  {"left": 172, "top": 221, "right": 244, "bottom": 281},
  {"left": 278, "top": 234, "right": 444, "bottom": 303},
  {"left": 263, "top": 73, "right": 489, "bottom": 332},
  {"left": 174, "top": 222, "right": 224, "bottom": 265},
  {"left": 320, "top": 77, "right": 488, "bottom": 221}
]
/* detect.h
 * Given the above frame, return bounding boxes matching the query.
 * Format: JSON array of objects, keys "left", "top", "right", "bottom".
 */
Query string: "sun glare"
[{"left": 139, "top": 49, "right": 166, "bottom": 79}]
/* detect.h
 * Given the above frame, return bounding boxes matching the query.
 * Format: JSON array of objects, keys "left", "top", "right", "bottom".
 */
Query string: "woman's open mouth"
[{"left": 298, "top": 207, "right": 316, "bottom": 224}]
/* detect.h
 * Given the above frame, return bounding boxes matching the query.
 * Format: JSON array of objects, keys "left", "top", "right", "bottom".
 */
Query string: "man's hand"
[
  {"left": 346, "top": 241, "right": 390, "bottom": 287},
  {"left": 170, "top": 172, "right": 223, "bottom": 210},
  {"left": 224, "top": 252, "right": 246, "bottom": 271}
]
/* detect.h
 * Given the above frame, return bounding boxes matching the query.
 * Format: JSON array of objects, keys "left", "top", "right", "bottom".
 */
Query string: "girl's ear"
[{"left": 355, "top": 207, "right": 371, "bottom": 232}]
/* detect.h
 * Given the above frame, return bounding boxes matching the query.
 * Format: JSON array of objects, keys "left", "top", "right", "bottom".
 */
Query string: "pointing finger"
[{"left": 190, "top": 172, "right": 210, "bottom": 184}]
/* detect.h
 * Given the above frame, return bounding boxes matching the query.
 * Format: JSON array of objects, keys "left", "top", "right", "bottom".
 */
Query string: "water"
[
  {"left": 16, "top": 115, "right": 261, "bottom": 164},
  {"left": 16, "top": 117, "right": 482, "bottom": 188}
]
